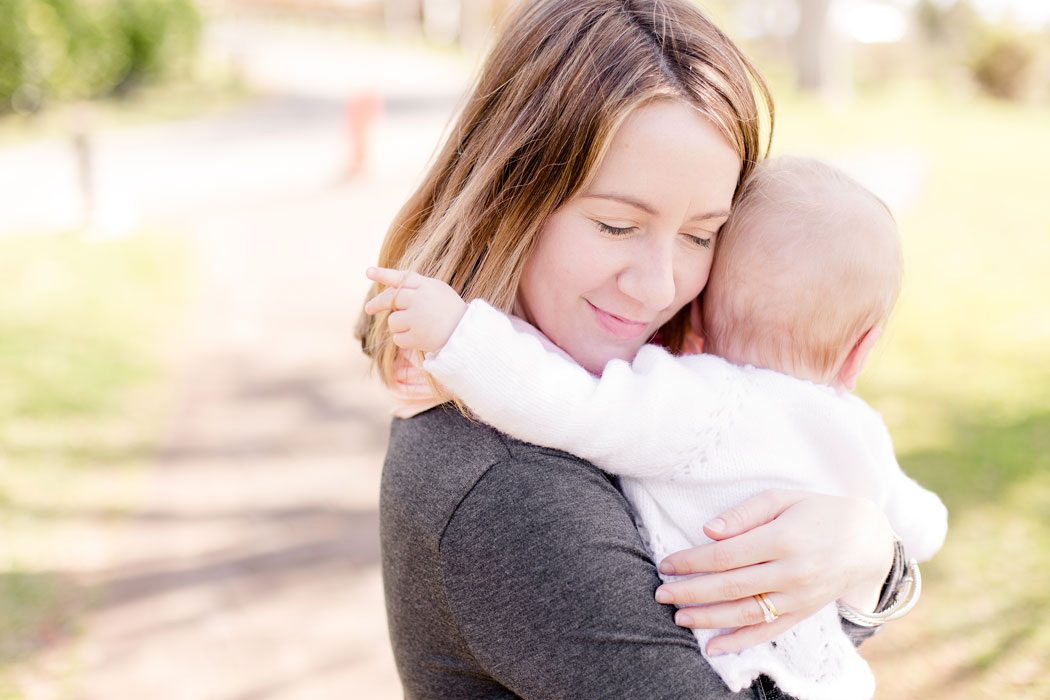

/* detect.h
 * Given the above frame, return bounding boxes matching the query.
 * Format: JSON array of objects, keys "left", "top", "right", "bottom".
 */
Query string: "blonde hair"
[
  {"left": 702, "top": 156, "right": 902, "bottom": 381},
  {"left": 358, "top": 0, "right": 773, "bottom": 389}
]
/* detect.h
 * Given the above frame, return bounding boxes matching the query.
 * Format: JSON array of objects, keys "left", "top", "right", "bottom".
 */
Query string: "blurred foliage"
[
  {"left": 0, "top": 571, "right": 76, "bottom": 670},
  {"left": 703, "top": 0, "right": 1050, "bottom": 103},
  {"left": 0, "top": 0, "right": 201, "bottom": 113},
  {"left": 966, "top": 27, "right": 1043, "bottom": 100},
  {"left": 0, "top": 233, "right": 186, "bottom": 422},
  {"left": 0, "top": 231, "right": 190, "bottom": 689},
  {"left": 912, "top": 0, "right": 1049, "bottom": 101}
]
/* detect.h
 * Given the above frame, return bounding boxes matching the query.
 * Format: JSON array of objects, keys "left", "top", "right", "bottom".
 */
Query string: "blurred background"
[{"left": 0, "top": 0, "right": 1047, "bottom": 698}]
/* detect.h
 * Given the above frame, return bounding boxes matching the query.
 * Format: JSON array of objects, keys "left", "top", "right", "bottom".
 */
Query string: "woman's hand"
[{"left": 654, "top": 489, "right": 896, "bottom": 656}]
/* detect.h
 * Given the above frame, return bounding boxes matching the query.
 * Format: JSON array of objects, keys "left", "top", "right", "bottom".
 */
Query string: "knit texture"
[{"left": 424, "top": 300, "right": 949, "bottom": 700}]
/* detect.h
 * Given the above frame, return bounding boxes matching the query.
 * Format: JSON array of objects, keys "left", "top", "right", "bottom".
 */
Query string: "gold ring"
[
  {"left": 754, "top": 593, "right": 779, "bottom": 624},
  {"left": 390, "top": 285, "right": 402, "bottom": 312}
]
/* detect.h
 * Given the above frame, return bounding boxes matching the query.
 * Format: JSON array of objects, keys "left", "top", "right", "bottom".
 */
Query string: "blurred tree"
[
  {"left": 0, "top": 0, "right": 200, "bottom": 113},
  {"left": 968, "top": 25, "right": 1041, "bottom": 99},
  {"left": 109, "top": 0, "right": 201, "bottom": 94},
  {"left": 794, "top": 0, "right": 833, "bottom": 91},
  {"left": 384, "top": 0, "right": 496, "bottom": 47},
  {"left": 0, "top": 0, "right": 30, "bottom": 109},
  {"left": 915, "top": 0, "right": 1047, "bottom": 101},
  {"left": 384, "top": 0, "right": 422, "bottom": 36},
  {"left": 915, "top": 0, "right": 980, "bottom": 52},
  {"left": 720, "top": 0, "right": 846, "bottom": 95}
]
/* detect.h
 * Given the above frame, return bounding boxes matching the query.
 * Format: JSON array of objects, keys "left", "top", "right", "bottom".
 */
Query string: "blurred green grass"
[
  {"left": 773, "top": 83, "right": 1050, "bottom": 698},
  {"left": 0, "top": 231, "right": 189, "bottom": 690}
]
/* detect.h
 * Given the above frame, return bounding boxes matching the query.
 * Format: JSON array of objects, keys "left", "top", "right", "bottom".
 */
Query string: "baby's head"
[{"left": 702, "top": 156, "right": 901, "bottom": 391}]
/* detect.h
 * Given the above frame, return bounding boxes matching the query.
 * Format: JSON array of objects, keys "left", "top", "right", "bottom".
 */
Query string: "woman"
[{"left": 358, "top": 1, "right": 905, "bottom": 697}]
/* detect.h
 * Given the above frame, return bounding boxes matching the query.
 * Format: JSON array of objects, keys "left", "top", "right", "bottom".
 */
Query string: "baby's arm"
[
  {"left": 433, "top": 303, "right": 722, "bottom": 479},
  {"left": 866, "top": 417, "right": 949, "bottom": 562},
  {"left": 883, "top": 472, "right": 948, "bottom": 563},
  {"left": 366, "top": 274, "right": 723, "bottom": 480}
]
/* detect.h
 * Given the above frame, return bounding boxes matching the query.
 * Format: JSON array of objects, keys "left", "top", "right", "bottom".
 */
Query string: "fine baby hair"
[{"left": 702, "top": 155, "right": 901, "bottom": 386}]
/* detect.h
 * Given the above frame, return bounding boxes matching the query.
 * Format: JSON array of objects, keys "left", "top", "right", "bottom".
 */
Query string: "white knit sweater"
[{"left": 424, "top": 300, "right": 948, "bottom": 700}]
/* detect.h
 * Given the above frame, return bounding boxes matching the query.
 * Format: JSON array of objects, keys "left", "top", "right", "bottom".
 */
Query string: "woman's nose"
[{"left": 618, "top": 239, "right": 677, "bottom": 312}]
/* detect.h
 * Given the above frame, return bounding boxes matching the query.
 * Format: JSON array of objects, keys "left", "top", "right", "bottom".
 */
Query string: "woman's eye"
[
  {"left": 686, "top": 234, "right": 712, "bottom": 249},
  {"left": 597, "top": 221, "right": 634, "bottom": 236}
]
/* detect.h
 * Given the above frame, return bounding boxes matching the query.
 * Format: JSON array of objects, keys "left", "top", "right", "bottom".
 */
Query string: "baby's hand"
[{"left": 364, "top": 267, "right": 468, "bottom": 353}]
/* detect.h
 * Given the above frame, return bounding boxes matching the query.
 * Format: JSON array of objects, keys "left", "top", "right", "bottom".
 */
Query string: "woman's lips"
[{"left": 588, "top": 301, "right": 650, "bottom": 340}]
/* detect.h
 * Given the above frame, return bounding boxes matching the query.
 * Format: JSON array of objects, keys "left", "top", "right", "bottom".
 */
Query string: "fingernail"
[
  {"left": 706, "top": 517, "right": 726, "bottom": 534},
  {"left": 675, "top": 611, "right": 692, "bottom": 627},
  {"left": 658, "top": 560, "right": 676, "bottom": 575},
  {"left": 655, "top": 588, "right": 673, "bottom": 604},
  {"left": 708, "top": 646, "right": 724, "bottom": 657}
]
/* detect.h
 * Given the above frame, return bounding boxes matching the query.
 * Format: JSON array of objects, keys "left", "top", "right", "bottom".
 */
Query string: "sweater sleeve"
[
  {"left": 883, "top": 471, "right": 949, "bottom": 563},
  {"left": 423, "top": 300, "right": 727, "bottom": 480},
  {"left": 866, "top": 412, "right": 949, "bottom": 562}
]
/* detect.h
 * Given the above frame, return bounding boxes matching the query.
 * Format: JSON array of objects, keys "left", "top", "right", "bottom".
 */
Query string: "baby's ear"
[{"left": 837, "top": 325, "right": 883, "bottom": 392}]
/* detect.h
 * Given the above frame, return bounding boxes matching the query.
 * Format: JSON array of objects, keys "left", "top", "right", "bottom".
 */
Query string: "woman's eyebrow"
[
  {"left": 580, "top": 192, "right": 729, "bottom": 221},
  {"left": 689, "top": 210, "right": 731, "bottom": 223},
  {"left": 581, "top": 192, "right": 657, "bottom": 215}
]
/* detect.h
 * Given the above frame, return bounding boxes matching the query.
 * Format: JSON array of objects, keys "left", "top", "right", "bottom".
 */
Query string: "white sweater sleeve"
[
  {"left": 423, "top": 300, "right": 726, "bottom": 480},
  {"left": 883, "top": 471, "right": 948, "bottom": 563},
  {"left": 866, "top": 415, "right": 949, "bottom": 562}
]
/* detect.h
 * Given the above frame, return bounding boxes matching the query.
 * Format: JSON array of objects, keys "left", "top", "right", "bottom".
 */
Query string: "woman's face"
[{"left": 517, "top": 100, "right": 741, "bottom": 374}]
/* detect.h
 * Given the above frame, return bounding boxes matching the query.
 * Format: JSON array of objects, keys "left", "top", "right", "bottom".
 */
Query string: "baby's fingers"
[
  {"left": 366, "top": 266, "right": 419, "bottom": 289},
  {"left": 364, "top": 286, "right": 397, "bottom": 315},
  {"left": 388, "top": 323, "right": 423, "bottom": 350},
  {"left": 366, "top": 285, "right": 419, "bottom": 315},
  {"left": 387, "top": 309, "right": 415, "bottom": 335}
]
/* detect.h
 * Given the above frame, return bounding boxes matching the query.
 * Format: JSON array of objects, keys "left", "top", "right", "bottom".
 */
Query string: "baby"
[{"left": 364, "top": 156, "right": 948, "bottom": 700}]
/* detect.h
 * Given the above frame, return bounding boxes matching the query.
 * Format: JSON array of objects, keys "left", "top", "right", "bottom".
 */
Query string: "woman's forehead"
[{"left": 583, "top": 101, "right": 740, "bottom": 219}]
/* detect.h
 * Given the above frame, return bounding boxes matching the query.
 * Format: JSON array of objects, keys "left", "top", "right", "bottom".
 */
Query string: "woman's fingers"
[
  {"left": 656, "top": 555, "right": 777, "bottom": 606},
  {"left": 704, "top": 599, "right": 827, "bottom": 655},
  {"left": 658, "top": 490, "right": 805, "bottom": 578},
  {"left": 658, "top": 524, "right": 777, "bottom": 580},
  {"left": 702, "top": 488, "right": 800, "bottom": 541},
  {"left": 673, "top": 592, "right": 793, "bottom": 630},
  {"left": 705, "top": 609, "right": 817, "bottom": 656}
]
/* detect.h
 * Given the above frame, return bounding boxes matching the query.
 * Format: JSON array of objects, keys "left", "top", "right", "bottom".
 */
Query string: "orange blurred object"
[{"left": 347, "top": 90, "right": 384, "bottom": 177}]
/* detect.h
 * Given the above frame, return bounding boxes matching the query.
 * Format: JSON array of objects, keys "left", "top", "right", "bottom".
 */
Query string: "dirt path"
[
  {"left": 10, "top": 82, "right": 461, "bottom": 696},
  {"left": 69, "top": 177, "right": 405, "bottom": 699}
]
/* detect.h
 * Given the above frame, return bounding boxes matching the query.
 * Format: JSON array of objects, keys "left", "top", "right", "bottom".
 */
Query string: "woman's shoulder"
[
  {"left": 382, "top": 404, "right": 628, "bottom": 543},
  {"left": 389, "top": 402, "right": 611, "bottom": 470}
]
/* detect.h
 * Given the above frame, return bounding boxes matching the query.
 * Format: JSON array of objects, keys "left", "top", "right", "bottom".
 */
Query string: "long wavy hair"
[{"left": 358, "top": 0, "right": 773, "bottom": 390}]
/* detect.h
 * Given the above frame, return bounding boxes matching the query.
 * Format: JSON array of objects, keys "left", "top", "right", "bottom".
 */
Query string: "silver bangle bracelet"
[{"left": 836, "top": 557, "right": 922, "bottom": 628}]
